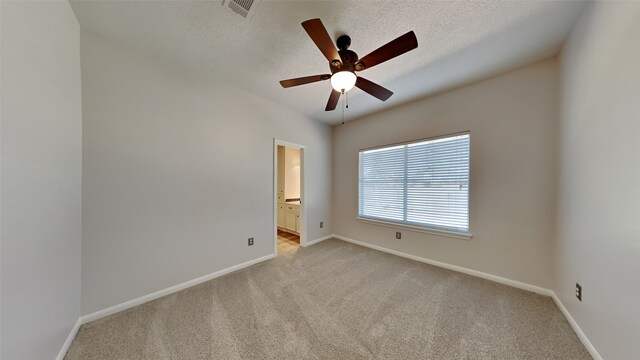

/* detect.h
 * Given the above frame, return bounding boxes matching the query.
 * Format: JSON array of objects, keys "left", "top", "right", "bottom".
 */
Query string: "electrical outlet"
[
  {"left": 395, "top": 232, "right": 401, "bottom": 239},
  {"left": 320, "top": 221, "right": 324, "bottom": 228},
  {"left": 248, "top": 237, "right": 254, "bottom": 246},
  {"left": 576, "top": 283, "right": 582, "bottom": 301}
]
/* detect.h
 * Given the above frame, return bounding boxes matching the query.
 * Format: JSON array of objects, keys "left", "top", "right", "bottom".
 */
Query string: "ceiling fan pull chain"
[
  {"left": 341, "top": 90, "right": 345, "bottom": 124},
  {"left": 346, "top": 91, "right": 349, "bottom": 109}
]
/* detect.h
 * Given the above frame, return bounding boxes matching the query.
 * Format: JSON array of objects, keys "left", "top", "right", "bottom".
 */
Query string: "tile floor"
[{"left": 277, "top": 230, "right": 299, "bottom": 254}]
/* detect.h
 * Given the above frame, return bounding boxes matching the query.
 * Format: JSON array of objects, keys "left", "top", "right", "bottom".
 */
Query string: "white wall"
[
  {"left": 0, "top": 1, "right": 82, "bottom": 359},
  {"left": 556, "top": 2, "right": 640, "bottom": 359},
  {"left": 284, "top": 147, "right": 301, "bottom": 199},
  {"left": 80, "top": 30, "right": 333, "bottom": 315},
  {"left": 333, "top": 59, "right": 559, "bottom": 289}
]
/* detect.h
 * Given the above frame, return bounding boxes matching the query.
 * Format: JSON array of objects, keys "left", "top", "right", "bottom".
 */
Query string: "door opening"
[{"left": 273, "top": 139, "right": 306, "bottom": 256}]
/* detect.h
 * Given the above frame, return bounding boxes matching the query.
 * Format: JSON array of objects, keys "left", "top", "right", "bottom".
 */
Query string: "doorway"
[{"left": 273, "top": 139, "right": 306, "bottom": 256}]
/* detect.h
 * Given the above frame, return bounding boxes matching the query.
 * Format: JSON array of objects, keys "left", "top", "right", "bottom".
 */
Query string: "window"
[{"left": 358, "top": 133, "right": 470, "bottom": 237}]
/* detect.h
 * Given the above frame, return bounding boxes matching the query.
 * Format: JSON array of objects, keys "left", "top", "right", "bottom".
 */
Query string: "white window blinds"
[{"left": 358, "top": 133, "right": 470, "bottom": 235}]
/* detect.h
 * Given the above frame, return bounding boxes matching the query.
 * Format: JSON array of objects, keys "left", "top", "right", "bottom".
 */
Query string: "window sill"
[{"left": 356, "top": 217, "right": 472, "bottom": 240}]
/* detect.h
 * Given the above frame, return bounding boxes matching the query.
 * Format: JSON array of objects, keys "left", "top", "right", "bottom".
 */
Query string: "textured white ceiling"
[{"left": 70, "top": 0, "right": 586, "bottom": 124}]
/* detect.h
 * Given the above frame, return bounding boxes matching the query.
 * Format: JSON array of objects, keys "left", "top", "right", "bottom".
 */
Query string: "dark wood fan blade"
[
  {"left": 355, "top": 77, "right": 393, "bottom": 101},
  {"left": 356, "top": 31, "right": 418, "bottom": 71},
  {"left": 302, "top": 19, "right": 341, "bottom": 64},
  {"left": 280, "top": 74, "right": 331, "bottom": 88},
  {"left": 325, "top": 90, "right": 341, "bottom": 111}
]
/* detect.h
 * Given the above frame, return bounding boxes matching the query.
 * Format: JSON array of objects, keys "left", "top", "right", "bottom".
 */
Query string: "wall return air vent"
[{"left": 227, "top": 0, "right": 254, "bottom": 18}]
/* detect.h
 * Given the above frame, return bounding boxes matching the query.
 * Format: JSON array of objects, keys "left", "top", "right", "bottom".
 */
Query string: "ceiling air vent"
[{"left": 228, "top": 0, "right": 254, "bottom": 18}]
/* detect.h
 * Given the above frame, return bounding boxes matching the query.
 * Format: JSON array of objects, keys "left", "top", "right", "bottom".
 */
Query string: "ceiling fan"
[{"left": 279, "top": 18, "right": 418, "bottom": 111}]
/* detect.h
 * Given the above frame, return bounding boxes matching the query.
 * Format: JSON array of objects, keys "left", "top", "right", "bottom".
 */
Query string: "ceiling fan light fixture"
[{"left": 330, "top": 71, "right": 357, "bottom": 93}]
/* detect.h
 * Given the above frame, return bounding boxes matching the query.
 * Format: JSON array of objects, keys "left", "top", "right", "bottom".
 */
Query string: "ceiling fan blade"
[
  {"left": 355, "top": 77, "right": 393, "bottom": 101},
  {"left": 302, "top": 19, "right": 341, "bottom": 64},
  {"left": 280, "top": 74, "right": 331, "bottom": 88},
  {"left": 325, "top": 90, "right": 341, "bottom": 111},
  {"left": 356, "top": 31, "right": 418, "bottom": 71}
]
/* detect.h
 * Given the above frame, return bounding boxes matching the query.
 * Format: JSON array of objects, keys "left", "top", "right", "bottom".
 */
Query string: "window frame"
[{"left": 357, "top": 131, "right": 472, "bottom": 240}]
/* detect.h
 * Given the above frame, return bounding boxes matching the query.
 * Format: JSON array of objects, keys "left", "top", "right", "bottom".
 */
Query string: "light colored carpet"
[{"left": 65, "top": 239, "right": 591, "bottom": 359}]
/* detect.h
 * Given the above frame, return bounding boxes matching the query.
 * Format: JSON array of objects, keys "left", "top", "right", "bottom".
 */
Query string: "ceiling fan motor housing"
[
  {"left": 327, "top": 35, "right": 360, "bottom": 73},
  {"left": 332, "top": 50, "right": 358, "bottom": 74}
]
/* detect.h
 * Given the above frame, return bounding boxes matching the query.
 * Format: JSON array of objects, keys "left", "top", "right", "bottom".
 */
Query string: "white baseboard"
[
  {"left": 552, "top": 293, "right": 603, "bottom": 360},
  {"left": 80, "top": 253, "right": 275, "bottom": 325},
  {"left": 64, "top": 235, "right": 601, "bottom": 360},
  {"left": 303, "top": 234, "right": 333, "bottom": 247},
  {"left": 56, "top": 318, "right": 81, "bottom": 360},
  {"left": 333, "top": 234, "right": 602, "bottom": 359},
  {"left": 333, "top": 234, "right": 552, "bottom": 296}
]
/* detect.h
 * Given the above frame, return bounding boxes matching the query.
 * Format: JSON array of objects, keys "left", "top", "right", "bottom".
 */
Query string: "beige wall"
[
  {"left": 80, "top": 31, "right": 333, "bottom": 315},
  {"left": 1, "top": 1, "right": 82, "bottom": 359},
  {"left": 333, "top": 59, "right": 559, "bottom": 289},
  {"left": 556, "top": 2, "right": 640, "bottom": 359}
]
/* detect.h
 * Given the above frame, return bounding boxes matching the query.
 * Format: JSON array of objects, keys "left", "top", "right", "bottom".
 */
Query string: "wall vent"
[{"left": 228, "top": 0, "right": 254, "bottom": 18}]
